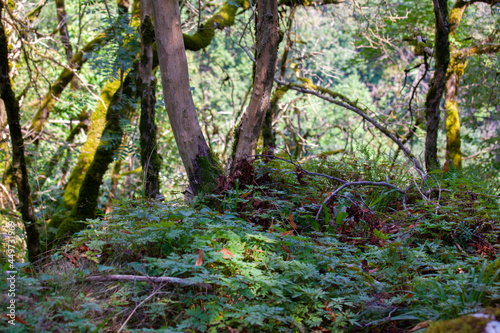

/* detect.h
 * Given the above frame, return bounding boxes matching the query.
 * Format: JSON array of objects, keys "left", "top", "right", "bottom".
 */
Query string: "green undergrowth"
[{"left": 2, "top": 156, "right": 500, "bottom": 332}]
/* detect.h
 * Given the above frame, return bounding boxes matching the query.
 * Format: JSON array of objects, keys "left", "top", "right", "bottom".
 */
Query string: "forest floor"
[{"left": 1, "top": 155, "right": 500, "bottom": 332}]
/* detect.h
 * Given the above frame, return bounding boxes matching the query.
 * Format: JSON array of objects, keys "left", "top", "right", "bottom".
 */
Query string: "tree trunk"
[
  {"left": 55, "top": 0, "right": 73, "bottom": 62},
  {"left": 444, "top": 56, "right": 465, "bottom": 169},
  {"left": 0, "top": 4, "right": 40, "bottom": 261},
  {"left": 424, "top": 0, "right": 450, "bottom": 171},
  {"left": 232, "top": 0, "right": 280, "bottom": 163},
  {"left": 152, "top": 0, "right": 221, "bottom": 195},
  {"left": 262, "top": 5, "right": 295, "bottom": 152},
  {"left": 56, "top": 67, "right": 138, "bottom": 239},
  {"left": 47, "top": 78, "right": 122, "bottom": 233},
  {"left": 138, "top": 0, "right": 161, "bottom": 199},
  {"left": 105, "top": 159, "right": 122, "bottom": 214}
]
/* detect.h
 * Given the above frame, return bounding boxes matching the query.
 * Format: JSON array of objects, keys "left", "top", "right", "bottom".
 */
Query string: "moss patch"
[
  {"left": 196, "top": 149, "right": 223, "bottom": 193},
  {"left": 183, "top": 0, "right": 248, "bottom": 51}
]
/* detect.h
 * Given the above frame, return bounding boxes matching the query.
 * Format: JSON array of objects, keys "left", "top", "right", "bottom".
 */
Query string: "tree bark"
[
  {"left": 424, "top": 0, "right": 450, "bottom": 171},
  {"left": 442, "top": 0, "right": 500, "bottom": 169},
  {"left": 152, "top": 0, "right": 221, "bottom": 195},
  {"left": 444, "top": 57, "right": 463, "bottom": 168},
  {"left": 0, "top": 3, "right": 40, "bottom": 261},
  {"left": 56, "top": 67, "right": 138, "bottom": 239},
  {"left": 138, "top": 0, "right": 161, "bottom": 199},
  {"left": 55, "top": 0, "right": 73, "bottom": 62},
  {"left": 232, "top": 0, "right": 280, "bottom": 163}
]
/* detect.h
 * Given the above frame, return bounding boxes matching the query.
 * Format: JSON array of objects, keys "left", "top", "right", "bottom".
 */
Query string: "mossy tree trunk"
[
  {"left": 232, "top": 0, "right": 280, "bottom": 163},
  {"left": 424, "top": 0, "right": 450, "bottom": 171},
  {"left": 442, "top": 0, "right": 500, "bottom": 169},
  {"left": 152, "top": 0, "right": 222, "bottom": 195},
  {"left": 0, "top": 4, "right": 40, "bottom": 261},
  {"left": 47, "top": 79, "right": 122, "bottom": 232},
  {"left": 444, "top": 57, "right": 464, "bottom": 168},
  {"left": 56, "top": 66, "right": 138, "bottom": 239},
  {"left": 138, "top": 0, "right": 161, "bottom": 199}
]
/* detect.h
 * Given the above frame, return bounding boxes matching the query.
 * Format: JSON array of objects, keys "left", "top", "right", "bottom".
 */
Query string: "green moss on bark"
[
  {"left": 183, "top": 0, "right": 248, "bottom": 51},
  {"left": 196, "top": 149, "right": 223, "bottom": 193},
  {"left": 55, "top": 68, "right": 138, "bottom": 239}
]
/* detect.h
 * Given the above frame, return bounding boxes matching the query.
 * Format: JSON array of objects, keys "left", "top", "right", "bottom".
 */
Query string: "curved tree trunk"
[
  {"left": 424, "top": 0, "right": 450, "bottom": 171},
  {"left": 56, "top": 67, "right": 138, "bottom": 239},
  {"left": 232, "top": 0, "right": 280, "bottom": 163},
  {"left": 138, "top": 0, "right": 161, "bottom": 199},
  {"left": 47, "top": 79, "right": 122, "bottom": 233},
  {"left": 152, "top": 0, "right": 221, "bottom": 195},
  {"left": 0, "top": 4, "right": 39, "bottom": 261}
]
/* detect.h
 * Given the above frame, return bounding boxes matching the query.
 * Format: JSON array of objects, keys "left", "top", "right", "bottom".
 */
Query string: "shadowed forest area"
[{"left": 1, "top": 0, "right": 500, "bottom": 331}]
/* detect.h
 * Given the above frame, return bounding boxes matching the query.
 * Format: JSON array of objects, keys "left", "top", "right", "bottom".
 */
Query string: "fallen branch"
[{"left": 83, "top": 275, "right": 212, "bottom": 289}]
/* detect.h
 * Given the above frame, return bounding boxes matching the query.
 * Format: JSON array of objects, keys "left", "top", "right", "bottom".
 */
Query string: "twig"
[
  {"left": 315, "top": 181, "right": 406, "bottom": 221},
  {"left": 365, "top": 307, "right": 398, "bottom": 327},
  {"left": 252, "top": 154, "right": 346, "bottom": 184},
  {"left": 117, "top": 288, "right": 159, "bottom": 332},
  {"left": 83, "top": 275, "right": 212, "bottom": 289},
  {"left": 274, "top": 78, "right": 425, "bottom": 176}
]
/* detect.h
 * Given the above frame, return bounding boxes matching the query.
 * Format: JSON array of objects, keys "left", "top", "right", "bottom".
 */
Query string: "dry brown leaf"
[
  {"left": 269, "top": 219, "right": 274, "bottom": 233},
  {"left": 280, "top": 230, "right": 295, "bottom": 236},
  {"left": 3, "top": 314, "right": 27, "bottom": 325},
  {"left": 409, "top": 320, "right": 431, "bottom": 332},
  {"left": 62, "top": 252, "right": 78, "bottom": 265},
  {"left": 220, "top": 247, "right": 234, "bottom": 259},
  {"left": 281, "top": 245, "right": 291, "bottom": 261},
  {"left": 324, "top": 300, "right": 336, "bottom": 322},
  {"left": 195, "top": 249, "right": 203, "bottom": 266},
  {"left": 289, "top": 212, "right": 297, "bottom": 229}
]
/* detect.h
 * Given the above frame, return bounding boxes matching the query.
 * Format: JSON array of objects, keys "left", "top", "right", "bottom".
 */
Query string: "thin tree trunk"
[
  {"left": 424, "top": 0, "right": 450, "bottom": 171},
  {"left": 152, "top": 0, "right": 221, "bottom": 195},
  {"left": 0, "top": 3, "right": 39, "bottom": 261},
  {"left": 138, "top": 0, "right": 161, "bottom": 199},
  {"left": 55, "top": 0, "right": 73, "bottom": 62},
  {"left": 232, "top": 0, "right": 280, "bottom": 163},
  {"left": 444, "top": 59, "right": 463, "bottom": 168},
  {"left": 105, "top": 159, "right": 122, "bottom": 214},
  {"left": 262, "top": 5, "right": 295, "bottom": 152}
]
